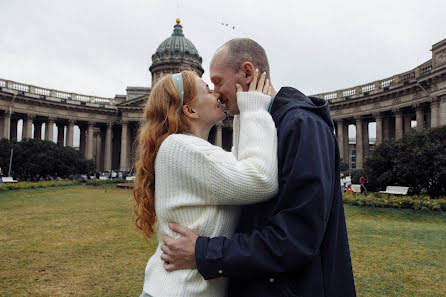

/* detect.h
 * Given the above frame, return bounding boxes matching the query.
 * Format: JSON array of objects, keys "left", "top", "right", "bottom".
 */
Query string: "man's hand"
[{"left": 161, "top": 223, "right": 198, "bottom": 272}]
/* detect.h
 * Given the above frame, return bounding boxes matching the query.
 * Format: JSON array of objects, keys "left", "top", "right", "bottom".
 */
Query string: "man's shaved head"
[{"left": 219, "top": 38, "right": 270, "bottom": 78}]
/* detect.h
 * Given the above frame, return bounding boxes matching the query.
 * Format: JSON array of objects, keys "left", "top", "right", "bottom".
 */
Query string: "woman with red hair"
[{"left": 134, "top": 69, "right": 277, "bottom": 297}]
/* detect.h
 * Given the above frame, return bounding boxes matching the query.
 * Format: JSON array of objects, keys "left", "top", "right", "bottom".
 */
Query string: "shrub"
[
  {"left": 0, "top": 180, "right": 79, "bottom": 191},
  {"left": 85, "top": 179, "right": 122, "bottom": 187},
  {"left": 342, "top": 192, "right": 446, "bottom": 212}
]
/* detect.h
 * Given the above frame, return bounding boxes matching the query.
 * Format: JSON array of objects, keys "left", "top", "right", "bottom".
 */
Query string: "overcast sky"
[
  {"left": 1, "top": 0, "right": 445, "bottom": 98},
  {"left": 1, "top": 0, "right": 445, "bottom": 145}
]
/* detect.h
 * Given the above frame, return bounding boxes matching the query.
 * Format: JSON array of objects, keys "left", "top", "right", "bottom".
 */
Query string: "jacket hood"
[{"left": 270, "top": 87, "right": 334, "bottom": 129}]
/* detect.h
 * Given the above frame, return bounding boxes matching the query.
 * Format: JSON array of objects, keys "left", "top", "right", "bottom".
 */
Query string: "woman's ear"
[{"left": 182, "top": 104, "right": 198, "bottom": 119}]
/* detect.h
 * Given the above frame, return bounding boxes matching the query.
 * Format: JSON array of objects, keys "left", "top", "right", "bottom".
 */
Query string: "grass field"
[{"left": 0, "top": 185, "right": 445, "bottom": 297}]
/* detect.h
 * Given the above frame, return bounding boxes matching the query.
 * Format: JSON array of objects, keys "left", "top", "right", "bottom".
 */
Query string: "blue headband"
[{"left": 172, "top": 73, "right": 184, "bottom": 116}]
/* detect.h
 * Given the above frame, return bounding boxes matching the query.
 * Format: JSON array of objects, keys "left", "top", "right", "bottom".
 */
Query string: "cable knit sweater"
[{"left": 141, "top": 91, "right": 278, "bottom": 297}]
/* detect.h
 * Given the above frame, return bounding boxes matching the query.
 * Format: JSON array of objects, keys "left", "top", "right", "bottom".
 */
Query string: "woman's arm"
[
  {"left": 207, "top": 88, "right": 278, "bottom": 205},
  {"left": 206, "top": 71, "right": 277, "bottom": 205},
  {"left": 230, "top": 115, "right": 240, "bottom": 159}
]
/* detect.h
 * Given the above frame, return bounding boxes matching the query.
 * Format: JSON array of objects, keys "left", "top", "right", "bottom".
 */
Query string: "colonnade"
[
  {"left": 334, "top": 98, "right": 443, "bottom": 169},
  {"left": 1, "top": 95, "right": 443, "bottom": 171},
  {"left": 0, "top": 112, "right": 134, "bottom": 172}
]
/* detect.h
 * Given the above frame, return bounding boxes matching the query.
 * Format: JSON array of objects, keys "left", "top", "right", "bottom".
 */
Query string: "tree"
[
  {"left": 0, "top": 139, "right": 95, "bottom": 181},
  {"left": 365, "top": 126, "right": 446, "bottom": 197},
  {"left": 340, "top": 160, "right": 349, "bottom": 172},
  {"left": 394, "top": 131, "right": 431, "bottom": 195},
  {"left": 0, "top": 139, "right": 13, "bottom": 175},
  {"left": 364, "top": 139, "right": 398, "bottom": 191},
  {"left": 422, "top": 127, "right": 446, "bottom": 198}
]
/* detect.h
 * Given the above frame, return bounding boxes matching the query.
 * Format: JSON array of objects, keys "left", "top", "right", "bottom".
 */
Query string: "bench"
[
  {"left": 351, "top": 184, "right": 362, "bottom": 193},
  {"left": 379, "top": 186, "right": 409, "bottom": 195},
  {"left": 1, "top": 176, "right": 18, "bottom": 183}
]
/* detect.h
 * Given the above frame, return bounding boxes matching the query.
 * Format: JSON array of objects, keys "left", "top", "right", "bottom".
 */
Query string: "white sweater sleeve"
[
  {"left": 208, "top": 91, "right": 278, "bottom": 205},
  {"left": 230, "top": 115, "right": 240, "bottom": 159},
  {"left": 161, "top": 91, "right": 278, "bottom": 206}
]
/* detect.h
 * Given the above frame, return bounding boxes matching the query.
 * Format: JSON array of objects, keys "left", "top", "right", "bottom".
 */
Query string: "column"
[
  {"left": 216, "top": 121, "right": 223, "bottom": 148},
  {"left": 95, "top": 130, "right": 103, "bottom": 171},
  {"left": 80, "top": 126, "right": 86, "bottom": 156},
  {"left": 86, "top": 122, "right": 94, "bottom": 159},
  {"left": 22, "top": 115, "right": 33, "bottom": 140},
  {"left": 119, "top": 121, "right": 128, "bottom": 171},
  {"left": 416, "top": 106, "right": 424, "bottom": 131},
  {"left": 426, "top": 110, "right": 431, "bottom": 129},
  {"left": 93, "top": 129, "right": 98, "bottom": 167},
  {"left": 127, "top": 124, "right": 133, "bottom": 170},
  {"left": 45, "top": 118, "right": 55, "bottom": 142},
  {"left": 104, "top": 123, "right": 112, "bottom": 172},
  {"left": 355, "top": 117, "right": 363, "bottom": 169},
  {"left": 362, "top": 119, "right": 369, "bottom": 159},
  {"left": 395, "top": 110, "right": 403, "bottom": 140},
  {"left": 34, "top": 122, "right": 42, "bottom": 140},
  {"left": 93, "top": 130, "right": 98, "bottom": 159},
  {"left": 23, "top": 115, "right": 34, "bottom": 139},
  {"left": 2, "top": 112, "right": 11, "bottom": 140},
  {"left": 440, "top": 95, "right": 446, "bottom": 127},
  {"left": 342, "top": 122, "right": 349, "bottom": 164},
  {"left": 404, "top": 113, "right": 412, "bottom": 134},
  {"left": 57, "top": 123, "right": 65, "bottom": 146},
  {"left": 375, "top": 113, "right": 383, "bottom": 145},
  {"left": 21, "top": 118, "right": 27, "bottom": 140},
  {"left": 336, "top": 120, "right": 345, "bottom": 162},
  {"left": 66, "top": 120, "right": 75, "bottom": 147},
  {"left": 383, "top": 116, "right": 390, "bottom": 140},
  {"left": 10, "top": 118, "right": 17, "bottom": 141},
  {"left": 430, "top": 98, "right": 440, "bottom": 128},
  {"left": 0, "top": 113, "right": 3, "bottom": 139}
]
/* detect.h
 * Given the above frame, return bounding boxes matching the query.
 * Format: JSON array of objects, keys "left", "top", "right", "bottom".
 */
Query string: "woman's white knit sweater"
[{"left": 141, "top": 91, "right": 278, "bottom": 297}]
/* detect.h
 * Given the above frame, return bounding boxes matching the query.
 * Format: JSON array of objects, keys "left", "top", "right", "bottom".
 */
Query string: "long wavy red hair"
[{"left": 133, "top": 71, "right": 198, "bottom": 238}]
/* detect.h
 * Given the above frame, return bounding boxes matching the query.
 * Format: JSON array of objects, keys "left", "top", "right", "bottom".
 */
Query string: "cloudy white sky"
[{"left": 1, "top": 0, "right": 445, "bottom": 143}]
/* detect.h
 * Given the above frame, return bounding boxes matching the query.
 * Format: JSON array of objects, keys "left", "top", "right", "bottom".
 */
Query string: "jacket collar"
[{"left": 270, "top": 87, "right": 334, "bottom": 130}]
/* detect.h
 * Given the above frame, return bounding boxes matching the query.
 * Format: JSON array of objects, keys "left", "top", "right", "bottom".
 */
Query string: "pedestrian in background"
[{"left": 360, "top": 174, "right": 368, "bottom": 196}]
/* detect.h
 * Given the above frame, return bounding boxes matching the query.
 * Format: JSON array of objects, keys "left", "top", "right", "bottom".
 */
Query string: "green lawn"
[
  {"left": 0, "top": 185, "right": 445, "bottom": 297},
  {"left": 346, "top": 205, "right": 445, "bottom": 297}
]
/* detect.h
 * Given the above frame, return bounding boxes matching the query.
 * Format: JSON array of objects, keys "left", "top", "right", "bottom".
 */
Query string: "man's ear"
[
  {"left": 182, "top": 104, "right": 198, "bottom": 119},
  {"left": 241, "top": 62, "right": 255, "bottom": 85}
]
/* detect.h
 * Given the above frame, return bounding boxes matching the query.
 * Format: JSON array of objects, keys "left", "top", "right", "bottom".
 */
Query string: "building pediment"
[{"left": 116, "top": 95, "right": 148, "bottom": 107}]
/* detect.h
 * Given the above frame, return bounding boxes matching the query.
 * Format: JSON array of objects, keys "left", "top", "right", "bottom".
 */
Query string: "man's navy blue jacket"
[{"left": 195, "top": 87, "right": 356, "bottom": 297}]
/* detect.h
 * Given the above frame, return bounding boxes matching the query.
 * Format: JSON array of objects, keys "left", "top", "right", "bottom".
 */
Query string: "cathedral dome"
[{"left": 149, "top": 19, "right": 204, "bottom": 86}]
